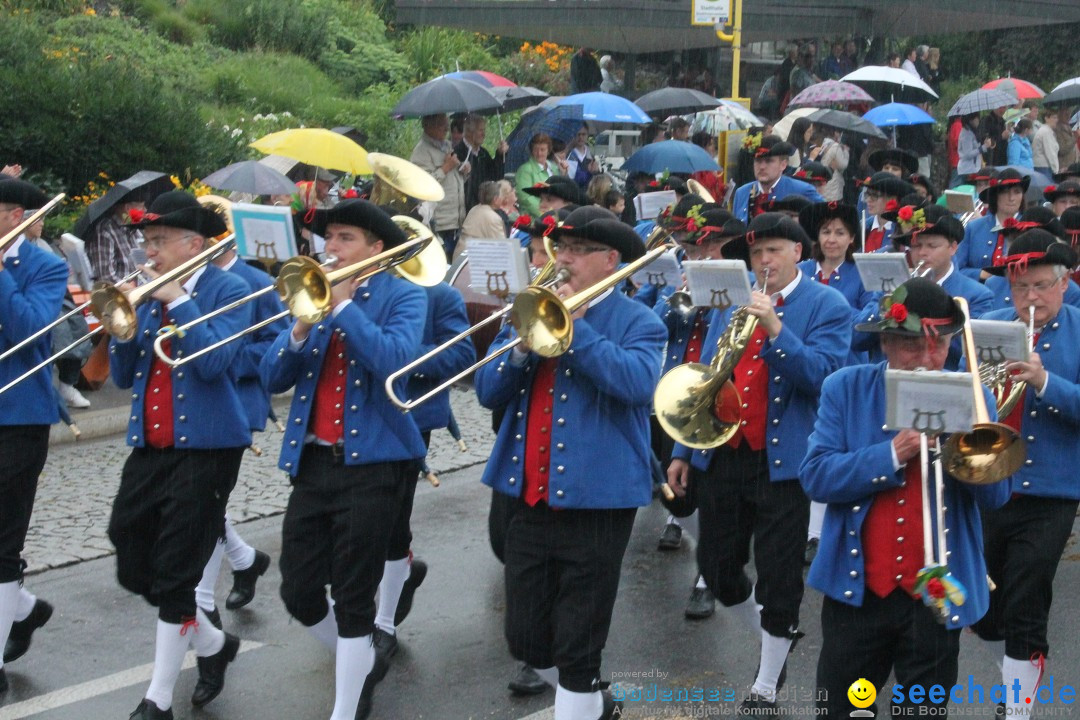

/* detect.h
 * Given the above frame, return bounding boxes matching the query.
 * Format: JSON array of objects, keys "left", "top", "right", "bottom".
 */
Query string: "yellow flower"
[
  {"left": 84, "top": 7, "right": 96, "bottom": 14},
  {"left": 170, "top": 175, "right": 182, "bottom": 188}
]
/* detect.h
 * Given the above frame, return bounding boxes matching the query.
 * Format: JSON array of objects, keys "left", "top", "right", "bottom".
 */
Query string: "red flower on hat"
[
  {"left": 541, "top": 215, "right": 558, "bottom": 236},
  {"left": 686, "top": 219, "right": 699, "bottom": 232},
  {"left": 754, "top": 147, "right": 770, "bottom": 159},
  {"left": 897, "top": 206, "right": 914, "bottom": 222},
  {"left": 793, "top": 169, "right": 807, "bottom": 179},
  {"left": 648, "top": 180, "right": 660, "bottom": 188},
  {"left": 128, "top": 208, "right": 145, "bottom": 223},
  {"left": 513, "top": 214, "right": 532, "bottom": 230},
  {"left": 926, "top": 578, "right": 946, "bottom": 600},
  {"left": 341, "top": 188, "right": 359, "bottom": 199},
  {"left": 1046, "top": 185, "right": 1057, "bottom": 194},
  {"left": 885, "top": 199, "right": 899, "bottom": 213},
  {"left": 532, "top": 182, "right": 546, "bottom": 189},
  {"left": 888, "top": 303, "right": 908, "bottom": 323}
]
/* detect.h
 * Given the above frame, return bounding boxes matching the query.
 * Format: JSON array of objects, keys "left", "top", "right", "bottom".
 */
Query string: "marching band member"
[
  {"left": 981, "top": 207, "right": 1080, "bottom": 312},
  {"left": 860, "top": 172, "right": 914, "bottom": 253},
  {"left": 0, "top": 179, "right": 67, "bottom": 695},
  {"left": 1044, "top": 180, "right": 1080, "bottom": 218},
  {"left": 956, "top": 168, "right": 1028, "bottom": 281},
  {"left": 107, "top": 191, "right": 253, "bottom": 719},
  {"left": 733, "top": 135, "right": 823, "bottom": 223},
  {"left": 635, "top": 193, "right": 708, "bottom": 308},
  {"left": 867, "top": 148, "right": 918, "bottom": 179},
  {"left": 261, "top": 199, "right": 427, "bottom": 720},
  {"left": 801, "top": 277, "right": 1009, "bottom": 718},
  {"left": 667, "top": 212, "right": 851, "bottom": 713},
  {"left": 194, "top": 243, "right": 289, "bottom": 624},
  {"left": 974, "top": 231, "right": 1080, "bottom": 716},
  {"left": 476, "top": 205, "right": 665, "bottom": 720}
]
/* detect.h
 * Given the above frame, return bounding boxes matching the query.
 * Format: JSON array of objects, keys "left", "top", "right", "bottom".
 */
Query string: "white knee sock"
[
  {"left": 682, "top": 510, "right": 700, "bottom": 544},
  {"left": 752, "top": 631, "right": 793, "bottom": 700},
  {"left": 727, "top": 591, "right": 762, "bottom": 633},
  {"left": 329, "top": 635, "right": 375, "bottom": 720},
  {"left": 1003, "top": 655, "right": 1042, "bottom": 715},
  {"left": 808, "top": 501, "right": 826, "bottom": 540},
  {"left": 554, "top": 685, "right": 603, "bottom": 720},
  {"left": 14, "top": 586, "right": 36, "bottom": 622},
  {"left": 533, "top": 666, "right": 559, "bottom": 688},
  {"left": 223, "top": 517, "right": 256, "bottom": 572},
  {"left": 190, "top": 608, "right": 226, "bottom": 658},
  {"left": 307, "top": 605, "right": 338, "bottom": 652},
  {"left": 695, "top": 575, "right": 708, "bottom": 590},
  {"left": 0, "top": 581, "right": 20, "bottom": 671},
  {"left": 665, "top": 514, "right": 681, "bottom": 527},
  {"left": 196, "top": 540, "right": 225, "bottom": 613},
  {"left": 144, "top": 620, "right": 191, "bottom": 711},
  {"left": 374, "top": 558, "right": 411, "bottom": 634}
]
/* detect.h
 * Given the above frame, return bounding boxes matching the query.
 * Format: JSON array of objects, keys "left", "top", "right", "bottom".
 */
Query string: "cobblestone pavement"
[{"left": 25, "top": 386, "right": 495, "bottom": 575}]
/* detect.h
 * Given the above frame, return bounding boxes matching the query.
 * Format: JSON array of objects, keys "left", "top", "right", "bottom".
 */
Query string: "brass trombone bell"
[
  {"left": 197, "top": 194, "right": 235, "bottom": 239},
  {"left": 367, "top": 153, "right": 445, "bottom": 214},
  {"left": 686, "top": 178, "right": 716, "bottom": 204}
]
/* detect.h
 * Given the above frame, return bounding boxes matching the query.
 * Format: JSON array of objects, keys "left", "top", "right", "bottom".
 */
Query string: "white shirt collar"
[
  {"left": 588, "top": 286, "right": 615, "bottom": 308},
  {"left": 183, "top": 265, "right": 206, "bottom": 295},
  {"left": 754, "top": 269, "right": 801, "bottom": 302},
  {"left": 3, "top": 236, "right": 25, "bottom": 262},
  {"left": 935, "top": 264, "right": 954, "bottom": 286},
  {"left": 221, "top": 254, "right": 239, "bottom": 271}
]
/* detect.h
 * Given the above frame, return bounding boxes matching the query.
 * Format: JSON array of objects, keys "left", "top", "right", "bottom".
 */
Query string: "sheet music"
[
  {"left": 466, "top": 238, "right": 531, "bottom": 296},
  {"left": 683, "top": 259, "right": 753, "bottom": 309},
  {"left": 633, "top": 190, "right": 677, "bottom": 220},
  {"left": 885, "top": 370, "right": 975, "bottom": 434},
  {"left": 969, "top": 319, "right": 1031, "bottom": 364},
  {"left": 944, "top": 190, "right": 976, "bottom": 214},
  {"left": 854, "top": 252, "right": 911, "bottom": 294},
  {"left": 630, "top": 249, "right": 681, "bottom": 289},
  {"left": 231, "top": 202, "right": 298, "bottom": 265}
]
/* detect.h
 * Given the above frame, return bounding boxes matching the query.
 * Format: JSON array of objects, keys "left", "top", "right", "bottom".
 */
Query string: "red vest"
[
  {"left": 863, "top": 460, "right": 926, "bottom": 598},
  {"left": 682, "top": 309, "right": 706, "bottom": 364},
  {"left": 865, "top": 227, "right": 885, "bottom": 253},
  {"left": 991, "top": 232, "right": 1007, "bottom": 266},
  {"left": 524, "top": 358, "right": 559, "bottom": 506},
  {"left": 145, "top": 311, "right": 174, "bottom": 449},
  {"left": 726, "top": 297, "right": 782, "bottom": 451},
  {"left": 310, "top": 331, "right": 347, "bottom": 445},
  {"left": 1001, "top": 333, "right": 1038, "bottom": 433}
]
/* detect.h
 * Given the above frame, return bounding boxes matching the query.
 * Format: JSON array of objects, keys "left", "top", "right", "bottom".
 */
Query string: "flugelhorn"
[{"left": 977, "top": 304, "right": 1034, "bottom": 418}]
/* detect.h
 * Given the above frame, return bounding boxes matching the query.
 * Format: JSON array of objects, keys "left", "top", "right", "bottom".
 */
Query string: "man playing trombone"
[
  {"left": 261, "top": 199, "right": 428, "bottom": 720},
  {"left": 0, "top": 178, "right": 68, "bottom": 696},
  {"left": 475, "top": 206, "right": 665, "bottom": 720},
  {"left": 106, "top": 191, "right": 253, "bottom": 719},
  {"left": 801, "top": 277, "right": 1009, "bottom": 717}
]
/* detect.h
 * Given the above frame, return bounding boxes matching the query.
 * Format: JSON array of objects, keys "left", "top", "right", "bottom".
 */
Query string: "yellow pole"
[{"left": 715, "top": 0, "right": 749, "bottom": 106}]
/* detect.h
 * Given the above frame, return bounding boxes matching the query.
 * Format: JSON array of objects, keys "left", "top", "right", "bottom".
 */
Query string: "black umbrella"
[
  {"left": 634, "top": 87, "right": 721, "bottom": 117},
  {"left": 73, "top": 171, "right": 174, "bottom": 237},
  {"left": 391, "top": 77, "right": 502, "bottom": 118},
  {"left": 807, "top": 109, "right": 888, "bottom": 140},
  {"left": 1042, "top": 77, "right": 1080, "bottom": 108},
  {"left": 202, "top": 160, "right": 297, "bottom": 196},
  {"left": 492, "top": 85, "right": 550, "bottom": 112}
]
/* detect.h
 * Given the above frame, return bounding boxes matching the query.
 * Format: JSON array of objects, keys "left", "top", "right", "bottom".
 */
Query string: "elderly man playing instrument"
[
  {"left": 107, "top": 191, "right": 253, "bottom": 719},
  {"left": 476, "top": 205, "right": 665, "bottom": 720},
  {"left": 0, "top": 178, "right": 67, "bottom": 696}
]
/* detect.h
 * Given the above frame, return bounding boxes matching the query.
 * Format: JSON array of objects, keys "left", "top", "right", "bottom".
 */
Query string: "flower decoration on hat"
[
  {"left": 683, "top": 204, "right": 706, "bottom": 233},
  {"left": 513, "top": 214, "right": 532, "bottom": 230},
  {"left": 878, "top": 285, "right": 922, "bottom": 334},
  {"left": 896, "top": 206, "right": 926, "bottom": 235},
  {"left": 1045, "top": 185, "right": 1057, "bottom": 194},
  {"left": 128, "top": 208, "right": 159, "bottom": 224},
  {"left": 742, "top": 133, "right": 762, "bottom": 153},
  {"left": 884, "top": 199, "right": 899, "bottom": 213},
  {"left": 341, "top": 188, "right": 359, "bottom": 200},
  {"left": 541, "top": 215, "right": 559, "bottom": 236}
]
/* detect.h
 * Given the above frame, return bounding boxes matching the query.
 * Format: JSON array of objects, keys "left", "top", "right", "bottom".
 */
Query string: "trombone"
[{"left": 151, "top": 216, "right": 446, "bottom": 367}]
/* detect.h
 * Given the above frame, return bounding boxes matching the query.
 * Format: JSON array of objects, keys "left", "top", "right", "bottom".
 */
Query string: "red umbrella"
[
  {"left": 443, "top": 70, "right": 517, "bottom": 88},
  {"left": 982, "top": 77, "right": 1045, "bottom": 100}
]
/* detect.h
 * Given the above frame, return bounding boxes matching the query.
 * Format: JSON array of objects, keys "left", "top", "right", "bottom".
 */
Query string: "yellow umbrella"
[{"left": 250, "top": 128, "right": 371, "bottom": 175}]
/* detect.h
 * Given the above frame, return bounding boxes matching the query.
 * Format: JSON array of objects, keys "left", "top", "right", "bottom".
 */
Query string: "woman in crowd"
[{"left": 514, "top": 133, "right": 564, "bottom": 217}]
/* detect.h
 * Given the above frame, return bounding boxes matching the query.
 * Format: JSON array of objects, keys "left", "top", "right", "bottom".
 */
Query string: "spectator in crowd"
[
  {"left": 957, "top": 113, "right": 991, "bottom": 184},
  {"left": 820, "top": 41, "right": 846, "bottom": 80},
  {"left": 1032, "top": 109, "right": 1061, "bottom": 178},
  {"left": 458, "top": 180, "right": 510, "bottom": 259},
  {"left": 514, "top": 133, "right": 564, "bottom": 218},
  {"left": 818, "top": 128, "right": 850, "bottom": 202},
  {"left": 1007, "top": 118, "right": 1035, "bottom": 169},
  {"left": 886, "top": 52, "right": 901, "bottom": 69},
  {"left": 777, "top": 44, "right": 798, "bottom": 111},
  {"left": 925, "top": 47, "right": 943, "bottom": 93},
  {"left": 641, "top": 123, "right": 665, "bottom": 145},
  {"left": 450, "top": 114, "right": 466, "bottom": 149},
  {"left": 1054, "top": 108, "right": 1079, "bottom": 170},
  {"left": 900, "top": 47, "right": 919, "bottom": 77},
  {"left": 787, "top": 117, "right": 817, "bottom": 167},
  {"left": 668, "top": 117, "right": 691, "bottom": 142},
  {"left": 599, "top": 55, "right": 621, "bottom": 94},
  {"left": 455, "top": 114, "right": 508, "bottom": 213},
  {"left": 492, "top": 179, "right": 518, "bottom": 236},
  {"left": 1023, "top": 100, "right": 1041, "bottom": 127},
  {"left": 757, "top": 68, "right": 782, "bottom": 119},
  {"left": 982, "top": 106, "right": 1009, "bottom": 168},
  {"left": 585, "top": 174, "right": 614, "bottom": 207},
  {"left": 570, "top": 47, "right": 602, "bottom": 94},
  {"left": 947, "top": 115, "right": 962, "bottom": 187},
  {"left": 690, "top": 131, "right": 724, "bottom": 201},
  {"left": 602, "top": 190, "right": 625, "bottom": 216},
  {"left": 788, "top": 46, "right": 820, "bottom": 102},
  {"left": 896, "top": 102, "right": 935, "bottom": 176},
  {"left": 410, "top": 112, "right": 467, "bottom": 258},
  {"left": 913, "top": 45, "right": 931, "bottom": 83},
  {"left": 566, "top": 125, "right": 600, "bottom": 188},
  {"left": 842, "top": 39, "right": 860, "bottom": 73},
  {"left": 85, "top": 191, "right": 147, "bottom": 284}
]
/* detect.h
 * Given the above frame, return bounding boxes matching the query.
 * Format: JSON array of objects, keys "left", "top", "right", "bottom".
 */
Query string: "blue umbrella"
[
  {"left": 622, "top": 140, "right": 719, "bottom": 175},
  {"left": 555, "top": 92, "right": 651, "bottom": 124},
  {"left": 505, "top": 105, "right": 585, "bottom": 172},
  {"left": 862, "top": 102, "right": 935, "bottom": 128}
]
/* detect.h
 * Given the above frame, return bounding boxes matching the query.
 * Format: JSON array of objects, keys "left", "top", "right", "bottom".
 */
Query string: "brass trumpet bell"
[
  {"left": 390, "top": 215, "right": 449, "bottom": 287},
  {"left": 368, "top": 153, "right": 445, "bottom": 214},
  {"left": 686, "top": 178, "right": 716, "bottom": 204},
  {"left": 90, "top": 284, "right": 139, "bottom": 342},
  {"left": 510, "top": 285, "right": 574, "bottom": 358}
]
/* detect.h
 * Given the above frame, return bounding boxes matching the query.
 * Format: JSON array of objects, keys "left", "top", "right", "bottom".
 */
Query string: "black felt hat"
[
  {"left": 978, "top": 168, "right": 1031, "bottom": 207},
  {"left": 512, "top": 207, "right": 572, "bottom": 238},
  {"left": 659, "top": 193, "right": 708, "bottom": 230},
  {"left": 306, "top": 198, "right": 407, "bottom": 248},
  {"left": 854, "top": 277, "right": 966, "bottom": 337},
  {"left": 1043, "top": 180, "right": 1080, "bottom": 204},
  {"left": 549, "top": 205, "right": 646, "bottom": 262},
  {"left": 522, "top": 175, "right": 584, "bottom": 205},
  {"left": 798, "top": 201, "right": 860, "bottom": 242},
  {"left": 860, "top": 171, "right": 915, "bottom": 200},
  {"left": 750, "top": 134, "right": 796, "bottom": 159},
  {"left": 981, "top": 229, "right": 1078, "bottom": 277},
  {"left": 908, "top": 173, "right": 937, "bottom": 200},
  {"left": 0, "top": 178, "right": 48, "bottom": 210},
  {"left": 994, "top": 206, "right": 1065, "bottom": 239},
  {"left": 682, "top": 208, "right": 745, "bottom": 246},
  {"left": 766, "top": 194, "right": 813, "bottom": 216},
  {"left": 891, "top": 205, "right": 965, "bottom": 246},
  {"left": 126, "top": 190, "right": 228, "bottom": 238},
  {"left": 791, "top": 162, "right": 833, "bottom": 186},
  {"left": 1060, "top": 206, "right": 1080, "bottom": 248},
  {"left": 868, "top": 148, "right": 918, "bottom": 176},
  {"left": 1052, "top": 162, "right": 1080, "bottom": 183},
  {"left": 721, "top": 212, "right": 811, "bottom": 263}
]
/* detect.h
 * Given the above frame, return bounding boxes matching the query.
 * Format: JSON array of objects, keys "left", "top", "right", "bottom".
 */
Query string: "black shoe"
[
  {"left": 356, "top": 651, "right": 391, "bottom": 720},
  {"left": 393, "top": 559, "right": 428, "bottom": 626},
  {"left": 508, "top": 664, "right": 549, "bottom": 695},
  {"left": 191, "top": 632, "right": 240, "bottom": 707},
  {"left": 600, "top": 688, "right": 624, "bottom": 719},
  {"left": 4, "top": 599, "right": 53, "bottom": 663},
  {"left": 738, "top": 692, "right": 778, "bottom": 715},
  {"left": 684, "top": 586, "right": 715, "bottom": 619},
  {"left": 803, "top": 538, "right": 819, "bottom": 567},
  {"left": 204, "top": 607, "right": 223, "bottom": 630},
  {"left": 752, "top": 630, "right": 803, "bottom": 695},
  {"left": 0, "top": 667, "right": 7, "bottom": 695},
  {"left": 128, "top": 699, "right": 174, "bottom": 719},
  {"left": 225, "top": 550, "right": 270, "bottom": 610},
  {"left": 370, "top": 627, "right": 397, "bottom": 682},
  {"left": 657, "top": 523, "right": 682, "bottom": 551}
]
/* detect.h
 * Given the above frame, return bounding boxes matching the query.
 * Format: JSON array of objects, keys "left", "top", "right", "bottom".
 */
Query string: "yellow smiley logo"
[{"left": 847, "top": 678, "right": 877, "bottom": 709}]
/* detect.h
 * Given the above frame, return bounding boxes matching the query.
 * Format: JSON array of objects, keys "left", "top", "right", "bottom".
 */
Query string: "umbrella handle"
[{"left": 497, "top": 110, "right": 504, "bottom": 143}]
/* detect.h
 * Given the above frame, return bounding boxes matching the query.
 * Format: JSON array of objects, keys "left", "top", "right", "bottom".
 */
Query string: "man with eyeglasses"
[
  {"left": 859, "top": 172, "right": 915, "bottom": 253},
  {"left": 475, "top": 206, "right": 665, "bottom": 720},
  {"left": 980, "top": 206, "right": 1080, "bottom": 312},
  {"left": 732, "top": 135, "right": 823, "bottom": 224},
  {"left": 0, "top": 179, "right": 68, "bottom": 696},
  {"left": 974, "top": 230, "right": 1080, "bottom": 716},
  {"left": 107, "top": 191, "right": 253, "bottom": 719}
]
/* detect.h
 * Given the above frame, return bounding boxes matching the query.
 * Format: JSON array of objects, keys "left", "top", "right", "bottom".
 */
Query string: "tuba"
[{"left": 367, "top": 153, "right": 445, "bottom": 214}]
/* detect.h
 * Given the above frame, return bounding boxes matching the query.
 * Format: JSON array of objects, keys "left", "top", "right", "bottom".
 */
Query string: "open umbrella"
[
  {"left": 862, "top": 102, "right": 935, "bottom": 128},
  {"left": 554, "top": 92, "right": 651, "bottom": 124},
  {"left": 787, "top": 80, "right": 875, "bottom": 109},
  {"left": 691, "top": 101, "right": 764, "bottom": 135},
  {"left": 634, "top": 87, "right": 720, "bottom": 117},
  {"left": 491, "top": 85, "right": 549, "bottom": 112},
  {"left": 772, "top": 107, "right": 820, "bottom": 140},
  {"left": 391, "top": 76, "right": 502, "bottom": 118},
  {"left": 841, "top": 66, "right": 938, "bottom": 103},
  {"left": 505, "top": 105, "right": 585, "bottom": 172},
  {"left": 1042, "top": 77, "right": 1080, "bottom": 108},
  {"left": 982, "top": 78, "right": 1045, "bottom": 100},
  {"left": 947, "top": 88, "right": 1017, "bottom": 117},
  {"left": 73, "top": 171, "right": 174, "bottom": 237},
  {"left": 807, "top": 109, "right": 888, "bottom": 139},
  {"left": 202, "top": 160, "right": 297, "bottom": 196},
  {"left": 622, "top": 140, "right": 720, "bottom": 174},
  {"left": 250, "top": 128, "right": 371, "bottom": 175},
  {"left": 442, "top": 70, "right": 517, "bottom": 88}
]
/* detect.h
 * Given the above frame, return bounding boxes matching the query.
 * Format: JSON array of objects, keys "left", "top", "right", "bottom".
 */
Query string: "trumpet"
[
  {"left": 384, "top": 237, "right": 567, "bottom": 412},
  {"left": 977, "top": 304, "right": 1034, "bottom": 418},
  {"left": 152, "top": 216, "right": 446, "bottom": 367},
  {"left": 653, "top": 269, "right": 770, "bottom": 449}
]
